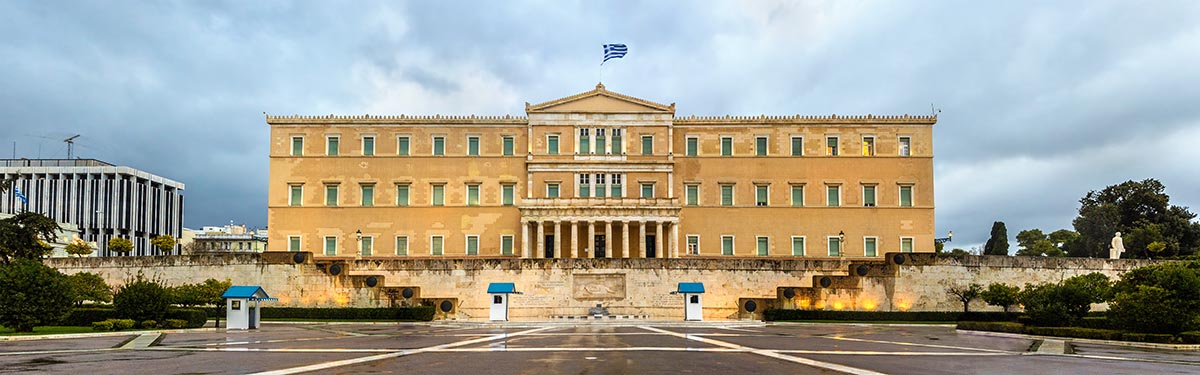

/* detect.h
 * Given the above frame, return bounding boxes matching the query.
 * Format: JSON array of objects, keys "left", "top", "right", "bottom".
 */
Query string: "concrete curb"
[
  {"left": 0, "top": 328, "right": 218, "bottom": 342},
  {"left": 957, "top": 329, "right": 1200, "bottom": 351},
  {"left": 770, "top": 322, "right": 957, "bottom": 328}
]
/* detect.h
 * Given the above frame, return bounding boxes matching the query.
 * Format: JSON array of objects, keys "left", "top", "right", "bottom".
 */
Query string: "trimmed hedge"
[
  {"left": 163, "top": 319, "right": 187, "bottom": 329},
  {"left": 957, "top": 321, "right": 1025, "bottom": 334},
  {"left": 1121, "top": 333, "right": 1176, "bottom": 344},
  {"left": 166, "top": 309, "right": 209, "bottom": 328},
  {"left": 1179, "top": 331, "right": 1200, "bottom": 344},
  {"left": 259, "top": 307, "right": 435, "bottom": 321},
  {"left": 63, "top": 308, "right": 120, "bottom": 326},
  {"left": 1023, "top": 326, "right": 1124, "bottom": 341},
  {"left": 1078, "top": 316, "right": 1111, "bottom": 330},
  {"left": 763, "top": 309, "right": 1019, "bottom": 322}
]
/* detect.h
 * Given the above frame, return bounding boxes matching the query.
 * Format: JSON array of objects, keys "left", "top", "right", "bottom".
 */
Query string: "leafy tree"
[
  {"left": 64, "top": 237, "right": 94, "bottom": 257},
  {"left": 934, "top": 241, "right": 944, "bottom": 253},
  {"left": 0, "top": 259, "right": 76, "bottom": 332},
  {"left": 0, "top": 212, "right": 61, "bottom": 264},
  {"left": 946, "top": 283, "right": 983, "bottom": 313},
  {"left": 1108, "top": 261, "right": 1200, "bottom": 334},
  {"left": 1015, "top": 229, "right": 1063, "bottom": 257},
  {"left": 108, "top": 237, "right": 134, "bottom": 256},
  {"left": 983, "top": 222, "right": 1009, "bottom": 255},
  {"left": 1019, "top": 273, "right": 1111, "bottom": 326},
  {"left": 1071, "top": 179, "right": 1200, "bottom": 258},
  {"left": 980, "top": 283, "right": 1020, "bottom": 312},
  {"left": 150, "top": 235, "right": 175, "bottom": 255},
  {"left": 113, "top": 273, "right": 170, "bottom": 322},
  {"left": 67, "top": 272, "right": 112, "bottom": 306}
]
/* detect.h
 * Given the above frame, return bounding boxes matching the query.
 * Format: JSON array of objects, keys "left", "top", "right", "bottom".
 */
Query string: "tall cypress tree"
[{"left": 983, "top": 221, "right": 1010, "bottom": 255}]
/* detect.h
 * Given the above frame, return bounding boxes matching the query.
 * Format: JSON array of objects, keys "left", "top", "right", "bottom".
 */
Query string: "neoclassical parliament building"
[{"left": 267, "top": 84, "right": 935, "bottom": 260}]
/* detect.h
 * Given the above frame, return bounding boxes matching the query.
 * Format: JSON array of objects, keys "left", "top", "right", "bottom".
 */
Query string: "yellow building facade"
[{"left": 267, "top": 84, "right": 936, "bottom": 260}]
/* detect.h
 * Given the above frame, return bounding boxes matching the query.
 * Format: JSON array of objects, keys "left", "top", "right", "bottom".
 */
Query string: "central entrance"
[
  {"left": 594, "top": 235, "right": 607, "bottom": 258},
  {"left": 646, "top": 235, "right": 657, "bottom": 258},
  {"left": 544, "top": 235, "right": 555, "bottom": 258}
]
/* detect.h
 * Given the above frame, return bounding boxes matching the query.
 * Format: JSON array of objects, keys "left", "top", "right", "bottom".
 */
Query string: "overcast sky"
[{"left": 2, "top": 1, "right": 1198, "bottom": 250}]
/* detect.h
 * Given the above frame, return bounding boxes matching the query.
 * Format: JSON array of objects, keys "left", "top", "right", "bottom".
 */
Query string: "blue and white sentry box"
[
  {"left": 674, "top": 282, "right": 705, "bottom": 321},
  {"left": 487, "top": 283, "right": 522, "bottom": 321},
  {"left": 221, "top": 286, "right": 276, "bottom": 329}
]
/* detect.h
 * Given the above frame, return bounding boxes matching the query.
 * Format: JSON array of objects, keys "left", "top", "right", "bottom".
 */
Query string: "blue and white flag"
[
  {"left": 13, "top": 187, "right": 28, "bottom": 204},
  {"left": 603, "top": 43, "right": 627, "bottom": 64}
]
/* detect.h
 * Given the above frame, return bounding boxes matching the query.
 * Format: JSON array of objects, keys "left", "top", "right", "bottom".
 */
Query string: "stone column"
[
  {"left": 536, "top": 221, "right": 545, "bottom": 259},
  {"left": 570, "top": 220, "right": 579, "bottom": 258},
  {"left": 604, "top": 221, "right": 612, "bottom": 259},
  {"left": 638, "top": 221, "right": 646, "bottom": 258},
  {"left": 622, "top": 221, "right": 630, "bottom": 258},
  {"left": 656, "top": 221, "right": 664, "bottom": 259},
  {"left": 521, "top": 220, "right": 530, "bottom": 258},
  {"left": 671, "top": 221, "right": 680, "bottom": 258},
  {"left": 553, "top": 221, "right": 562, "bottom": 259},
  {"left": 587, "top": 221, "right": 595, "bottom": 258}
]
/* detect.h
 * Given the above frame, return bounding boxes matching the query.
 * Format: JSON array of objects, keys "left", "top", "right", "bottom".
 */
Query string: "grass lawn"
[{"left": 0, "top": 326, "right": 98, "bottom": 336}]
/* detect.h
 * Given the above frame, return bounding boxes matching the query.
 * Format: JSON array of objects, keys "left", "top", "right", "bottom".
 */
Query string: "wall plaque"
[{"left": 572, "top": 273, "right": 626, "bottom": 300}]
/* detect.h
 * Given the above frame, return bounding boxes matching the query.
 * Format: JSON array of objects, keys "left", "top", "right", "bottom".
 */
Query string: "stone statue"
[{"left": 1109, "top": 232, "right": 1125, "bottom": 259}]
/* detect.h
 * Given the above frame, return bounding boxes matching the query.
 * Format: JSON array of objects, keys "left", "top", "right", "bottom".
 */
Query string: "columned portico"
[{"left": 517, "top": 198, "right": 680, "bottom": 259}]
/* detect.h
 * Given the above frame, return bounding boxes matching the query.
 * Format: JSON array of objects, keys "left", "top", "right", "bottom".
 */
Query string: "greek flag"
[
  {"left": 14, "top": 187, "right": 28, "bottom": 204},
  {"left": 603, "top": 43, "right": 627, "bottom": 64}
]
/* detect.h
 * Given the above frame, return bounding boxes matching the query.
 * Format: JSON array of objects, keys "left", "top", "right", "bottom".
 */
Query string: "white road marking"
[
  {"left": 247, "top": 326, "right": 557, "bottom": 375},
  {"left": 820, "top": 335, "right": 1014, "bottom": 353},
  {"left": 774, "top": 350, "right": 1012, "bottom": 356},
  {"left": 640, "top": 326, "right": 888, "bottom": 375}
]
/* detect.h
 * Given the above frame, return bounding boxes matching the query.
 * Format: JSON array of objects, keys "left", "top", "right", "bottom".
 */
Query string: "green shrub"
[
  {"left": 258, "top": 307, "right": 435, "bottom": 321},
  {"left": 140, "top": 320, "right": 157, "bottom": 329},
  {"left": 163, "top": 319, "right": 187, "bottom": 329},
  {"left": 1179, "top": 331, "right": 1200, "bottom": 344},
  {"left": 1024, "top": 326, "right": 1124, "bottom": 341},
  {"left": 166, "top": 309, "right": 209, "bottom": 328},
  {"left": 1121, "top": 332, "right": 1177, "bottom": 344},
  {"left": 1108, "top": 261, "right": 1200, "bottom": 334},
  {"left": 980, "top": 283, "right": 1020, "bottom": 312},
  {"left": 67, "top": 272, "right": 112, "bottom": 306},
  {"left": 762, "top": 309, "right": 1018, "bottom": 322},
  {"left": 61, "top": 308, "right": 119, "bottom": 326},
  {"left": 113, "top": 274, "right": 170, "bottom": 323},
  {"left": 1078, "top": 316, "right": 1111, "bottom": 330},
  {"left": 92, "top": 320, "right": 114, "bottom": 331},
  {"left": 111, "top": 319, "right": 135, "bottom": 331},
  {"left": 0, "top": 259, "right": 76, "bottom": 332},
  {"left": 956, "top": 321, "right": 1025, "bottom": 333}
]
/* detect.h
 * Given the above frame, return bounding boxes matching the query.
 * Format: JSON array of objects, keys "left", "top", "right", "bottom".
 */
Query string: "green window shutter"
[
  {"left": 791, "top": 137, "right": 802, "bottom": 156},
  {"left": 596, "top": 135, "right": 606, "bottom": 155},
  {"left": 397, "top": 185, "right": 409, "bottom": 206},
  {"left": 756, "top": 186, "right": 768, "bottom": 206},
  {"left": 756, "top": 137, "right": 767, "bottom": 156},
  {"left": 432, "top": 237, "right": 443, "bottom": 255},
  {"left": 290, "top": 186, "right": 302, "bottom": 206},
  {"left": 325, "top": 186, "right": 338, "bottom": 206},
  {"left": 902, "top": 238, "right": 913, "bottom": 253},
  {"left": 864, "top": 186, "right": 876, "bottom": 206},
  {"left": 467, "top": 185, "right": 479, "bottom": 206},
  {"left": 361, "top": 186, "right": 374, "bottom": 206},
  {"left": 327, "top": 137, "right": 339, "bottom": 156},
  {"left": 325, "top": 237, "right": 336, "bottom": 256},
  {"left": 433, "top": 137, "right": 445, "bottom": 156},
  {"left": 686, "top": 185, "right": 698, "bottom": 206},
  {"left": 580, "top": 135, "right": 590, "bottom": 154},
  {"left": 611, "top": 183, "right": 621, "bottom": 198},
  {"left": 361, "top": 237, "right": 372, "bottom": 256},
  {"left": 611, "top": 135, "right": 621, "bottom": 154},
  {"left": 642, "top": 136, "right": 653, "bottom": 155},
  {"left": 686, "top": 138, "right": 697, "bottom": 156},
  {"left": 398, "top": 137, "right": 409, "bottom": 156},
  {"left": 757, "top": 237, "right": 768, "bottom": 256},
  {"left": 502, "top": 185, "right": 514, "bottom": 206},
  {"left": 721, "top": 185, "right": 733, "bottom": 206},
  {"left": 289, "top": 237, "right": 300, "bottom": 252},
  {"left": 363, "top": 137, "right": 375, "bottom": 156},
  {"left": 503, "top": 137, "right": 514, "bottom": 156},
  {"left": 721, "top": 138, "right": 732, "bottom": 156},
  {"left": 291, "top": 137, "right": 303, "bottom": 156},
  {"left": 827, "top": 186, "right": 839, "bottom": 207},
  {"left": 548, "top": 136, "right": 559, "bottom": 155},
  {"left": 547, "top": 184, "right": 559, "bottom": 198},
  {"left": 791, "top": 186, "right": 803, "bottom": 207},
  {"left": 826, "top": 137, "right": 838, "bottom": 156},
  {"left": 829, "top": 238, "right": 841, "bottom": 256},
  {"left": 396, "top": 237, "right": 408, "bottom": 256},
  {"left": 900, "top": 186, "right": 913, "bottom": 207},
  {"left": 722, "top": 237, "right": 734, "bottom": 255},
  {"left": 501, "top": 236, "right": 513, "bottom": 255},
  {"left": 792, "top": 237, "right": 804, "bottom": 256},
  {"left": 641, "top": 184, "right": 653, "bottom": 198},
  {"left": 467, "top": 236, "right": 478, "bottom": 255},
  {"left": 432, "top": 185, "right": 444, "bottom": 206},
  {"left": 580, "top": 183, "right": 590, "bottom": 198},
  {"left": 865, "top": 238, "right": 877, "bottom": 257},
  {"left": 468, "top": 137, "right": 479, "bottom": 156}
]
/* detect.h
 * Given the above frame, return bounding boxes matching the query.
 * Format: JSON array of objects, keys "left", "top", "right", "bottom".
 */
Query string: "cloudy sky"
[{"left": 2, "top": 1, "right": 1198, "bottom": 250}]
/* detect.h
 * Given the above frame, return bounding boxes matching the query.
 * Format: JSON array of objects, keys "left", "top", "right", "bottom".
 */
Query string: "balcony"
[{"left": 521, "top": 197, "right": 679, "bottom": 208}]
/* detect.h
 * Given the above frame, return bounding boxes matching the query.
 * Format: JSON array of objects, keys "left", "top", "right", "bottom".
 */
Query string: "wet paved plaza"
[{"left": 1, "top": 322, "right": 1198, "bottom": 374}]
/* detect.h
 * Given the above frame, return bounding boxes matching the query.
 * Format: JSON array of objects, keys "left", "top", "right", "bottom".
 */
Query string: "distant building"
[
  {"left": 1, "top": 159, "right": 185, "bottom": 256},
  {"left": 191, "top": 223, "right": 268, "bottom": 253}
]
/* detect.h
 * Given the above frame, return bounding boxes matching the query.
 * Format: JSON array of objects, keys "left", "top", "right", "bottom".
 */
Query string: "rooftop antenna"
[
  {"left": 930, "top": 103, "right": 941, "bottom": 116},
  {"left": 64, "top": 135, "right": 80, "bottom": 159}
]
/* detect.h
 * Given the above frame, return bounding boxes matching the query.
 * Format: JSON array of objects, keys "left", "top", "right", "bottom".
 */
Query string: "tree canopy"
[
  {"left": 0, "top": 212, "right": 61, "bottom": 264},
  {"left": 983, "top": 222, "right": 1009, "bottom": 255},
  {"left": 1071, "top": 179, "right": 1200, "bottom": 258},
  {"left": 0, "top": 259, "right": 75, "bottom": 332}
]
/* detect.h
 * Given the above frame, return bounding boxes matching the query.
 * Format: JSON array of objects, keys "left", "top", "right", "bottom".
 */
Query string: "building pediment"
[{"left": 526, "top": 83, "right": 675, "bottom": 114}]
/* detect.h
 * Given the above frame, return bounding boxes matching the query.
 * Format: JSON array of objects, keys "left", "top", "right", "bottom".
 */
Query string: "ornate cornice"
[
  {"left": 526, "top": 83, "right": 675, "bottom": 113},
  {"left": 674, "top": 114, "right": 937, "bottom": 125},
  {"left": 265, "top": 114, "right": 528, "bottom": 125}
]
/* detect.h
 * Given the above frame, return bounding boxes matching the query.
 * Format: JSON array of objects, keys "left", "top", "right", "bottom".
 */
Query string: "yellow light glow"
[
  {"left": 896, "top": 301, "right": 911, "bottom": 311},
  {"left": 862, "top": 300, "right": 877, "bottom": 310},
  {"left": 798, "top": 299, "right": 811, "bottom": 308},
  {"left": 832, "top": 301, "right": 845, "bottom": 310},
  {"left": 815, "top": 301, "right": 826, "bottom": 309}
]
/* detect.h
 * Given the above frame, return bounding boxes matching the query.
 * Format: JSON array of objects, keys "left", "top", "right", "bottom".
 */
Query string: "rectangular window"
[
  {"left": 791, "top": 185, "right": 804, "bottom": 207},
  {"left": 828, "top": 237, "right": 841, "bottom": 256},
  {"left": 687, "top": 235, "right": 699, "bottom": 255},
  {"left": 863, "top": 185, "right": 876, "bottom": 207},
  {"left": 547, "top": 134, "right": 559, "bottom": 155},
  {"left": 395, "top": 236, "right": 408, "bottom": 256},
  {"left": 288, "top": 236, "right": 301, "bottom": 252},
  {"left": 547, "top": 183, "right": 560, "bottom": 198},
  {"left": 432, "top": 185, "right": 445, "bottom": 206},
  {"left": 899, "top": 136, "right": 911, "bottom": 156},
  {"left": 757, "top": 236, "right": 769, "bottom": 256},
  {"left": 686, "top": 137, "right": 698, "bottom": 156},
  {"left": 864, "top": 237, "right": 878, "bottom": 257},
  {"left": 501, "top": 235, "right": 514, "bottom": 255},
  {"left": 722, "top": 236, "right": 734, "bottom": 255},
  {"left": 579, "top": 174, "right": 591, "bottom": 197},
  {"left": 596, "top": 129, "right": 607, "bottom": 155},
  {"left": 324, "top": 236, "right": 337, "bottom": 256},
  {"left": 610, "top": 174, "right": 622, "bottom": 197},
  {"left": 721, "top": 136, "right": 733, "bottom": 156},
  {"left": 291, "top": 136, "right": 304, "bottom": 156},
  {"left": 595, "top": 174, "right": 606, "bottom": 198},
  {"left": 721, "top": 184, "right": 734, "bottom": 206},
  {"left": 433, "top": 136, "right": 445, "bottom": 156},
  {"left": 502, "top": 136, "right": 514, "bottom": 156},
  {"left": 790, "top": 136, "right": 803, "bottom": 156},
  {"left": 467, "top": 136, "right": 480, "bottom": 156},
  {"left": 826, "top": 136, "right": 839, "bottom": 156},
  {"left": 398, "top": 136, "right": 410, "bottom": 156},
  {"left": 360, "top": 236, "right": 373, "bottom": 256},
  {"left": 362, "top": 136, "right": 375, "bottom": 156},
  {"left": 792, "top": 236, "right": 805, "bottom": 256},
  {"left": 756, "top": 136, "right": 768, "bottom": 156},
  {"left": 901, "top": 237, "right": 914, "bottom": 253},
  {"left": 325, "top": 185, "right": 338, "bottom": 206},
  {"left": 900, "top": 185, "right": 913, "bottom": 207},
  {"left": 361, "top": 185, "right": 374, "bottom": 207},
  {"left": 862, "top": 136, "right": 875, "bottom": 156},
  {"left": 326, "top": 136, "right": 339, "bottom": 156},
  {"left": 289, "top": 185, "right": 303, "bottom": 206},
  {"left": 826, "top": 185, "right": 840, "bottom": 207},
  {"left": 466, "top": 235, "right": 479, "bottom": 255},
  {"left": 431, "top": 236, "right": 444, "bottom": 255},
  {"left": 686, "top": 185, "right": 699, "bottom": 206},
  {"left": 611, "top": 129, "right": 623, "bottom": 155},
  {"left": 579, "top": 128, "right": 590, "bottom": 154},
  {"left": 502, "top": 184, "right": 514, "bottom": 206},
  {"left": 640, "top": 183, "right": 654, "bottom": 198},
  {"left": 396, "top": 184, "right": 409, "bottom": 206},
  {"left": 641, "top": 135, "right": 653, "bottom": 155},
  {"left": 755, "top": 185, "right": 768, "bottom": 207},
  {"left": 467, "top": 184, "right": 480, "bottom": 206}
]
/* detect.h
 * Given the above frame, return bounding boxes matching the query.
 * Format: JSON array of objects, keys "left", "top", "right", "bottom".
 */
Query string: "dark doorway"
[
  {"left": 646, "top": 235, "right": 657, "bottom": 258},
  {"left": 544, "top": 235, "right": 555, "bottom": 258},
  {"left": 594, "top": 235, "right": 607, "bottom": 258}
]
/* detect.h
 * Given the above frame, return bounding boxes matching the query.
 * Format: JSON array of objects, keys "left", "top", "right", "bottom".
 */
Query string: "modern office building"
[
  {"left": 1, "top": 159, "right": 185, "bottom": 256},
  {"left": 267, "top": 84, "right": 935, "bottom": 259}
]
